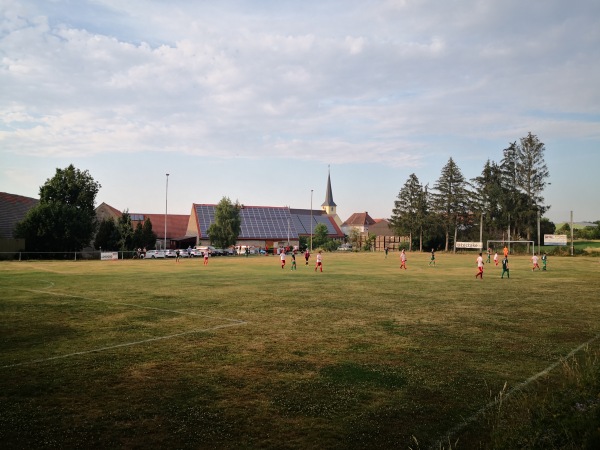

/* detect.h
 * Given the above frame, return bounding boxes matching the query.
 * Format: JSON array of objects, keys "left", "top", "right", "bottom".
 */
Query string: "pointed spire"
[{"left": 321, "top": 166, "right": 337, "bottom": 207}]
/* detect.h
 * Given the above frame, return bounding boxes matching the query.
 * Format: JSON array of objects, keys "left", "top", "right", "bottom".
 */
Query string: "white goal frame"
[{"left": 487, "top": 240, "right": 536, "bottom": 256}]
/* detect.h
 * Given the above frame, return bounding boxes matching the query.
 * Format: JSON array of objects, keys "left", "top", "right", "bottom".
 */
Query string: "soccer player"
[
  {"left": 503, "top": 245, "right": 509, "bottom": 258},
  {"left": 304, "top": 249, "right": 310, "bottom": 265},
  {"left": 315, "top": 251, "right": 323, "bottom": 272},
  {"left": 203, "top": 249, "right": 209, "bottom": 265},
  {"left": 531, "top": 253, "right": 540, "bottom": 271},
  {"left": 486, "top": 248, "right": 491, "bottom": 263},
  {"left": 501, "top": 256, "right": 509, "bottom": 278},
  {"left": 400, "top": 249, "right": 407, "bottom": 270},
  {"left": 542, "top": 252, "right": 548, "bottom": 271},
  {"left": 429, "top": 248, "right": 435, "bottom": 266},
  {"left": 494, "top": 252, "right": 498, "bottom": 266},
  {"left": 476, "top": 252, "right": 484, "bottom": 279},
  {"left": 280, "top": 250, "right": 286, "bottom": 269},
  {"left": 291, "top": 253, "right": 297, "bottom": 270}
]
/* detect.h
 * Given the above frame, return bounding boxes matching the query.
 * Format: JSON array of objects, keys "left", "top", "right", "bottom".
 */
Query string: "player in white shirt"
[
  {"left": 476, "top": 252, "right": 484, "bottom": 279},
  {"left": 315, "top": 251, "right": 323, "bottom": 272}
]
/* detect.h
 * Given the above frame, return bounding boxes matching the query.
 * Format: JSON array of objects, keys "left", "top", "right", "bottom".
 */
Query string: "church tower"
[{"left": 321, "top": 167, "right": 342, "bottom": 226}]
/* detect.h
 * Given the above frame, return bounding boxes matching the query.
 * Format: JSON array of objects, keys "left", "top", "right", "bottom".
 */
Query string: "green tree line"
[
  {"left": 15, "top": 165, "right": 157, "bottom": 252},
  {"left": 390, "top": 132, "right": 553, "bottom": 252}
]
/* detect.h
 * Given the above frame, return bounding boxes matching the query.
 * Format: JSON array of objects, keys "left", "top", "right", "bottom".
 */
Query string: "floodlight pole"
[
  {"left": 570, "top": 210, "right": 574, "bottom": 256},
  {"left": 310, "top": 189, "right": 313, "bottom": 252},
  {"left": 537, "top": 208, "right": 541, "bottom": 252},
  {"left": 479, "top": 212, "right": 484, "bottom": 252},
  {"left": 165, "top": 173, "right": 169, "bottom": 250}
]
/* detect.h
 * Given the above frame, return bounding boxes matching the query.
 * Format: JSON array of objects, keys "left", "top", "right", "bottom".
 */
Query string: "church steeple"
[{"left": 321, "top": 166, "right": 337, "bottom": 215}]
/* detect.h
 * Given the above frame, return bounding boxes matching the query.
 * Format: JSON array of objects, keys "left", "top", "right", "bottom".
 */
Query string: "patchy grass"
[{"left": 1, "top": 252, "right": 599, "bottom": 448}]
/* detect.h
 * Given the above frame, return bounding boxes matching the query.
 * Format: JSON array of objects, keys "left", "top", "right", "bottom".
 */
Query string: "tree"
[
  {"left": 132, "top": 218, "right": 157, "bottom": 250},
  {"left": 362, "top": 232, "right": 376, "bottom": 251},
  {"left": 390, "top": 174, "right": 427, "bottom": 251},
  {"left": 117, "top": 211, "right": 134, "bottom": 251},
  {"left": 312, "top": 223, "right": 329, "bottom": 249},
  {"left": 515, "top": 132, "right": 550, "bottom": 241},
  {"left": 14, "top": 164, "right": 101, "bottom": 251},
  {"left": 472, "top": 160, "right": 504, "bottom": 239},
  {"left": 94, "top": 218, "right": 120, "bottom": 250},
  {"left": 207, "top": 197, "right": 242, "bottom": 248},
  {"left": 431, "top": 158, "right": 472, "bottom": 252},
  {"left": 498, "top": 141, "right": 518, "bottom": 235},
  {"left": 141, "top": 218, "right": 157, "bottom": 249},
  {"left": 348, "top": 228, "right": 361, "bottom": 250}
]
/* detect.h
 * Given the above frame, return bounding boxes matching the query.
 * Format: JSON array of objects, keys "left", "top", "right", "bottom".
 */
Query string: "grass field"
[{"left": 1, "top": 252, "right": 599, "bottom": 449}]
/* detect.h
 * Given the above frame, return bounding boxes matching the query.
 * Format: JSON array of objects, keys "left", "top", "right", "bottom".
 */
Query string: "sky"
[{"left": 1, "top": 0, "right": 599, "bottom": 224}]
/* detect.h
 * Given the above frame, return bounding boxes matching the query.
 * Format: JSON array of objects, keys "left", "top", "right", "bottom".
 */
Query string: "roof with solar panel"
[{"left": 193, "top": 204, "right": 343, "bottom": 239}]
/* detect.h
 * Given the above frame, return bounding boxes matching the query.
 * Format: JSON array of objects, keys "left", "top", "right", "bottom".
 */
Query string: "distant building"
[
  {"left": 341, "top": 211, "right": 376, "bottom": 235},
  {"left": 130, "top": 213, "right": 191, "bottom": 249},
  {"left": 321, "top": 167, "right": 342, "bottom": 227},
  {"left": 94, "top": 203, "right": 190, "bottom": 249},
  {"left": 186, "top": 204, "right": 344, "bottom": 250},
  {"left": 0, "top": 192, "right": 39, "bottom": 252}
]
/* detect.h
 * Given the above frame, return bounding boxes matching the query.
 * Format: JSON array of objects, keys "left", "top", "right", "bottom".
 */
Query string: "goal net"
[{"left": 486, "top": 240, "right": 536, "bottom": 256}]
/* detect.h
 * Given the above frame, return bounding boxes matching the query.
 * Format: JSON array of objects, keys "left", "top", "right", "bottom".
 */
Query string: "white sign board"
[
  {"left": 544, "top": 234, "right": 567, "bottom": 246},
  {"left": 456, "top": 242, "right": 483, "bottom": 249},
  {"left": 101, "top": 252, "right": 119, "bottom": 260}
]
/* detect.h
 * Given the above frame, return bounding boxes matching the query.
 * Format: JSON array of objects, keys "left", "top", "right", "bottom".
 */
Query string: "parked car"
[
  {"left": 189, "top": 249, "right": 202, "bottom": 257},
  {"left": 337, "top": 244, "right": 353, "bottom": 251},
  {"left": 144, "top": 250, "right": 165, "bottom": 259},
  {"left": 175, "top": 249, "right": 189, "bottom": 258},
  {"left": 164, "top": 249, "right": 177, "bottom": 258},
  {"left": 195, "top": 245, "right": 217, "bottom": 256}
]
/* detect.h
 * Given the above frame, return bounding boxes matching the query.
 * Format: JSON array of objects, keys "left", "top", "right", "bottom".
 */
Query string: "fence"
[{"left": 0, "top": 251, "right": 140, "bottom": 261}]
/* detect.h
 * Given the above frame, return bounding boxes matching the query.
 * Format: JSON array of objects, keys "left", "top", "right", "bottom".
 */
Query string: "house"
[
  {"left": 341, "top": 211, "right": 376, "bottom": 235},
  {"left": 131, "top": 213, "right": 192, "bottom": 249},
  {"left": 0, "top": 192, "right": 39, "bottom": 252},
  {"left": 94, "top": 203, "right": 190, "bottom": 249}
]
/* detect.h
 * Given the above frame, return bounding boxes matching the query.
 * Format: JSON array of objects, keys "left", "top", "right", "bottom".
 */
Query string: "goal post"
[{"left": 487, "top": 240, "right": 536, "bottom": 256}]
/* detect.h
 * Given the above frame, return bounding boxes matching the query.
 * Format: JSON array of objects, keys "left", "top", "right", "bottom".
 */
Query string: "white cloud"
[{"left": 1, "top": 0, "right": 599, "bottom": 221}]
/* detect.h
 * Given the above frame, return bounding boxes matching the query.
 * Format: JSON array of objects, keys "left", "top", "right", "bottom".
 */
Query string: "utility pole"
[
  {"left": 310, "top": 189, "right": 313, "bottom": 252},
  {"left": 165, "top": 173, "right": 169, "bottom": 250}
]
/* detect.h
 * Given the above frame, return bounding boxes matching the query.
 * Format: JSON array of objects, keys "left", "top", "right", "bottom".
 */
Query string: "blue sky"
[{"left": 1, "top": 0, "right": 599, "bottom": 224}]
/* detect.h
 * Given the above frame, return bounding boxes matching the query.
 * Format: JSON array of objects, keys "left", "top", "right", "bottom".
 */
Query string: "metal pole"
[
  {"left": 570, "top": 210, "right": 574, "bottom": 256},
  {"left": 165, "top": 173, "right": 169, "bottom": 251},
  {"left": 479, "top": 212, "right": 484, "bottom": 252},
  {"left": 310, "top": 189, "right": 313, "bottom": 252},
  {"left": 537, "top": 209, "right": 541, "bottom": 252}
]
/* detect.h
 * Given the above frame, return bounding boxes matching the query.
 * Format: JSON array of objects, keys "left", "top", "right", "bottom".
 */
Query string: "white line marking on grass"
[
  {"left": 1, "top": 321, "right": 247, "bottom": 369},
  {"left": 19, "top": 288, "right": 245, "bottom": 324},
  {"left": 433, "top": 332, "right": 600, "bottom": 448},
  {"left": 2, "top": 287, "right": 248, "bottom": 369}
]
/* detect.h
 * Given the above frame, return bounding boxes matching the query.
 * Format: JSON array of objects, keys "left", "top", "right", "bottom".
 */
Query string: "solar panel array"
[
  {"left": 195, "top": 205, "right": 298, "bottom": 239},
  {"left": 291, "top": 213, "right": 339, "bottom": 235}
]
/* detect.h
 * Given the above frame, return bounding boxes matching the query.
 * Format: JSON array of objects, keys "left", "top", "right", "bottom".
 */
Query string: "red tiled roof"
[
  {"left": 131, "top": 213, "right": 190, "bottom": 239},
  {"left": 0, "top": 192, "right": 39, "bottom": 239},
  {"left": 341, "top": 212, "right": 376, "bottom": 227}
]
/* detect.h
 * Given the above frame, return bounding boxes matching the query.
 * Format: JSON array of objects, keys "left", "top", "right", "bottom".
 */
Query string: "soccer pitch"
[{"left": 1, "top": 252, "right": 599, "bottom": 448}]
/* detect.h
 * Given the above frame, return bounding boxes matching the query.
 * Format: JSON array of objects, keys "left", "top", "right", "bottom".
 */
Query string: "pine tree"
[
  {"left": 390, "top": 174, "right": 427, "bottom": 251},
  {"left": 432, "top": 158, "right": 472, "bottom": 252},
  {"left": 515, "top": 132, "right": 550, "bottom": 241}
]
